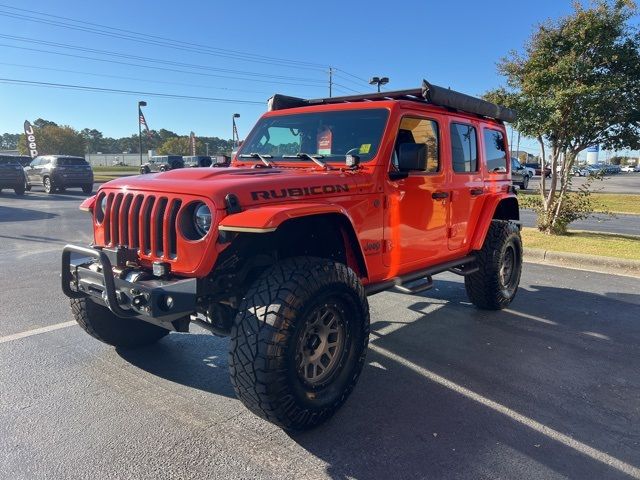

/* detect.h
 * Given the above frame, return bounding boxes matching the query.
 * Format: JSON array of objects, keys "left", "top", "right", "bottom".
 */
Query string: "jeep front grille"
[{"left": 102, "top": 192, "right": 182, "bottom": 259}]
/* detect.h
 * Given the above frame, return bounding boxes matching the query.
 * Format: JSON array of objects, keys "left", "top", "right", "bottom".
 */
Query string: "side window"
[
  {"left": 393, "top": 117, "right": 439, "bottom": 172},
  {"left": 483, "top": 129, "right": 508, "bottom": 172},
  {"left": 450, "top": 123, "right": 477, "bottom": 173}
]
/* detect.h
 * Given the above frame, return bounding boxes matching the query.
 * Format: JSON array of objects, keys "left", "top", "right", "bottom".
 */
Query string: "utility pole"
[
  {"left": 516, "top": 130, "right": 521, "bottom": 162},
  {"left": 329, "top": 67, "right": 333, "bottom": 98}
]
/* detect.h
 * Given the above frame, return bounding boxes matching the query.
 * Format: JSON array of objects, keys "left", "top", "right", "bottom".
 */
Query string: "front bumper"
[{"left": 62, "top": 245, "right": 198, "bottom": 327}]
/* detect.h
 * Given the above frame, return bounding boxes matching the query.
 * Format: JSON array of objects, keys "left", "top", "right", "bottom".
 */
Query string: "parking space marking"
[
  {"left": 0, "top": 321, "right": 77, "bottom": 345},
  {"left": 503, "top": 309, "right": 559, "bottom": 325},
  {"left": 369, "top": 342, "right": 640, "bottom": 479}
]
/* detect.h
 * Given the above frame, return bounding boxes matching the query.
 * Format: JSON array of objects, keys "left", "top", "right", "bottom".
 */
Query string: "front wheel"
[
  {"left": 229, "top": 257, "right": 370, "bottom": 431},
  {"left": 70, "top": 297, "right": 170, "bottom": 348},
  {"left": 82, "top": 184, "right": 93, "bottom": 194},
  {"left": 520, "top": 175, "right": 529, "bottom": 190},
  {"left": 465, "top": 220, "right": 522, "bottom": 310},
  {"left": 14, "top": 184, "right": 25, "bottom": 196}
]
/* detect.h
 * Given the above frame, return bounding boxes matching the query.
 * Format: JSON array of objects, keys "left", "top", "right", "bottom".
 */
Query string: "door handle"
[
  {"left": 470, "top": 188, "right": 484, "bottom": 196},
  {"left": 431, "top": 191, "right": 449, "bottom": 199}
]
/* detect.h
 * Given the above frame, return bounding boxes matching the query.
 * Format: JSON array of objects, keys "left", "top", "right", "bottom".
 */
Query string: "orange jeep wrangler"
[{"left": 62, "top": 80, "right": 521, "bottom": 430}]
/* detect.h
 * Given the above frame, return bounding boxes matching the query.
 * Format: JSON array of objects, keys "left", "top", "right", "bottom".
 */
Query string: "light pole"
[
  {"left": 369, "top": 76, "right": 389, "bottom": 93},
  {"left": 138, "top": 100, "right": 147, "bottom": 166},
  {"left": 232, "top": 113, "right": 240, "bottom": 148}
]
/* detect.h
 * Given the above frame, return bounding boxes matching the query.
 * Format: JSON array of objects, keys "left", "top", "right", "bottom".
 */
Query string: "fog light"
[{"left": 152, "top": 261, "right": 170, "bottom": 277}]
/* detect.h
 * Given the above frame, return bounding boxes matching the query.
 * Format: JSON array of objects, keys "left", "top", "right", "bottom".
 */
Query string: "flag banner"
[
  {"left": 139, "top": 107, "right": 150, "bottom": 131},
  {"left": 23, "top": 120, "right": 38, "bottom": 158}
]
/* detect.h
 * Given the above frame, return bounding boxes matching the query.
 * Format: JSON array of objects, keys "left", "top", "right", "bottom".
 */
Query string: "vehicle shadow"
[
  {"left": 0, "top": 205, "right": 57, "bottom": 222},
  {"left": 114, "top": 277, "right": 640, "bottom": 479},
  {"left": 117, "top": 331, "right": 235, "bottom": 400},
  {"left": 6, "top": 190, "right": 93, "bottom": 201},
  {"left": 288, "top": 279, "right": 640, "bottom": 479}
]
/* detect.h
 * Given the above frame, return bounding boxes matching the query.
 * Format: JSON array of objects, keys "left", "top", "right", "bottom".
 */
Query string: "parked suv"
[
  {"left": 0, "top": 155, "right": 27, "bottom": 195},
  {"left": 140, "top": 155, "right": 184, "bottom": 174},
  {"left": 25, "top": 155, "right": 93, "bottom": 194},
  {"left": 511, "top": 158, "right": 531, "bottom": 189},
  {"left": 183, "top": 155, "right": 212, "bottom": 168},
  {"left": 62, "top": 80, "right": 522, "bottom": 431}
]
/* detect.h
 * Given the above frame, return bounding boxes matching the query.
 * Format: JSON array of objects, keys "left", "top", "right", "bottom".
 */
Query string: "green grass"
[
  {"left": 522, "top": 227, "right": 640, "bottom": 260},
  {"left": 92, "top": 166, "right": 139, "bottom": 173},
  {"left": 519, "top": 192, "right": 640, "bottom": 215}
]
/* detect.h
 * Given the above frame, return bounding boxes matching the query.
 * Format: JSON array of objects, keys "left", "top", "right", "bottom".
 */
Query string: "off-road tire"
[
  {"left": 229, "top": 257, "right": 370, "bottom": 431},
  {"left": 464, "top": 220, "right": 522, "bottom": 310},
  {"left": 14, "top": 184, "right": 25, "bottom": 196},
  {"left": 70, "top": 297, "right": 170, "bottom": 348},
  {"left": 43, "top": 176, "right": 54, "bottom": 194},
  {"left": 82, "top": 184, "right": 93, "bottom": 194}
]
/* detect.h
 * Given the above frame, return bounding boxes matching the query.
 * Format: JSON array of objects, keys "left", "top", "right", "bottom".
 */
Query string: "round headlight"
[
  {"left": 95, "top": 194, "right": 108, "bottom": 223},
  {"left": 193, "top": 203, "right": 212, "bottom": 237}
]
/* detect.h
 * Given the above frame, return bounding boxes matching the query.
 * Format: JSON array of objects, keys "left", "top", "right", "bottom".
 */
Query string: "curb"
[{"left": 524, "top": 247, "right": 640, "bottom": 277}]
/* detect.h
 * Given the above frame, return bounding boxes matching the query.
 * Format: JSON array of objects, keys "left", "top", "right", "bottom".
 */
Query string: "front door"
[{"left": 383, "top": 116, "right": 449, "bottom": 275}]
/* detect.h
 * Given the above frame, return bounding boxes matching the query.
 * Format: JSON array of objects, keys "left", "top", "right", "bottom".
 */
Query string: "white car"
[{"left": 621, "top": 165, "right": 637, "bottom": 172}]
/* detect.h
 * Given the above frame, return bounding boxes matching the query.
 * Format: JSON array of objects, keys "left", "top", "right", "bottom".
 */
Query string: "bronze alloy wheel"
[{"left": 295, "top": 304, "right": 346, "bottom": 386}]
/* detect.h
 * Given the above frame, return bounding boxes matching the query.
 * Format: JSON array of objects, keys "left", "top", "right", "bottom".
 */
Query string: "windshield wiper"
[
  {"left": 239, "top": 153, "right": 274, "bottom": 167},
  {"left": 282, "top": 153, "right": 328, "bottom": 169}
]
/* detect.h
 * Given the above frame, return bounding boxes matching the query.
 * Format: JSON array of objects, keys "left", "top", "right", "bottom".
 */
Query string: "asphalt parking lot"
[
  {"left": 527, "top": 172, "right": 640, "bottom": 194},
  {"left": 1, "top": 191, "right": 639, "bottom": 479}
]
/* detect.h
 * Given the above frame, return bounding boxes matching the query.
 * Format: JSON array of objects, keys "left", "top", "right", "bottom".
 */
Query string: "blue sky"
[{"left": 0, "top": 0, "right": 624, "bottom": 156}]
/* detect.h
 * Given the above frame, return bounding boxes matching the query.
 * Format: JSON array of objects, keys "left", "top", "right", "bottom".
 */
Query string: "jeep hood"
[{"left": 101, "top": 167, "right": 369, "bottom": 209}]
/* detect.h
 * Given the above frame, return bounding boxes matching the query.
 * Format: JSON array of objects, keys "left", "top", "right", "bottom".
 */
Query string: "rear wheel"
[
  {"left": 70, "top": 297, "right": 170, "bottom": 348},
  {"left": 14, "top": 184, "right": 25, "bottom": 196},
  {"left": 229, "top": 257, "right": 370, "bottom": 431},
  {"left": 465, "top": 220, "right": 522, "bottom": 310},
  {"left": 43, "top": 176, "right": 54, "bottom": 194}
]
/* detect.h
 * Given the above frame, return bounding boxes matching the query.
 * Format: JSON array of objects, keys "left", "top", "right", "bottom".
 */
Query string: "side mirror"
[{"left": 398, "top": 143, "right": 427, "bottom": 171}]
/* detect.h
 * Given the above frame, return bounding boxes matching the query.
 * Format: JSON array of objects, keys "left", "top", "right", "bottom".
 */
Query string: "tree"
[
  {"left": 485, "top": 0, "right": 640, "bottom": 234},
  {"left": 80, "top": 128, "right": 105, "bottom": 153},
  {"left": 157, "top": 136, "right": 204, "bottom": 155},
  {"left": 18, "top": 123, "right": 86, "bottom": 156}
]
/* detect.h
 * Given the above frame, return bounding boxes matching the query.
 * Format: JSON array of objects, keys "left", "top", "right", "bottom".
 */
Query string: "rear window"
[
  {"left": 0, "top": 157, "right": 20, "bottom": 165},
  {"left": 483, "top": 129, "right": 508, "bottom": 172},
  {"left": 56, "top": 158, "right": 87, "bottom": 166}
]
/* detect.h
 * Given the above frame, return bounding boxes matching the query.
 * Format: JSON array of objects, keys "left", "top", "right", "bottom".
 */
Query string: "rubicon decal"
[{"left": 251, "top": 184, "right": 349, "bottom": 201}]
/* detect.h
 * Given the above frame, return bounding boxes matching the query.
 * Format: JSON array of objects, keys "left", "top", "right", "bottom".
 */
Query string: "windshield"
[
  {"left": 57, "top": 157, "right": 87, "bottom": 166},
  {"left": 239, "top": 109, "right": 389, "bottom": 162}
]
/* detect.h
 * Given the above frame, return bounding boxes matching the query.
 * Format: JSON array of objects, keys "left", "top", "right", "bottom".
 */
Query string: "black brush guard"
[{"left": 62, "top": 244, "right": 197, "bottom": 327}]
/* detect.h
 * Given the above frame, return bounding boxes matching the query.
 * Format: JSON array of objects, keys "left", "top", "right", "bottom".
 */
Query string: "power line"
[
  {"left": 0, "top": 61, "right": 273, "bottom": 95},
  {"left": 0, "top": 43, "right": 329, "bottom": 89},
  {"left": 0, "top": 34, "right": 327, "bottom": 84},
  {"left": 333, "top": 68, "right": 371, "bottom": 86},
  {"left": 0, "top": 77, "right": 266, "bottom": 104},
  {"left": 0, "top": 5, "right": 328, "bottom": 71}
]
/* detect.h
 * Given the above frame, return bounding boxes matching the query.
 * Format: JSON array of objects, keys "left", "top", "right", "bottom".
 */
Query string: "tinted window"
[
  {"left": 392, "top": 117, "right": 439, "bottom": 172},
  {"left": 0, "top": 156, "right": 19, "bottom": 165},
  {"left": 56, "top": 157, "right": 87, "bottom": 166},
  {"left": 483, "top": 129, "right": 507, "bottom": 172},
  {"left": 450, "top": 123, "right": 477, "bottom": 173}
]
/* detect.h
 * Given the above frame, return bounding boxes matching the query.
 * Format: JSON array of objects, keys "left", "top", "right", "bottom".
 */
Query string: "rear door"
[{"left": 447, "top": 120, "right": 485, "bottom": 251}]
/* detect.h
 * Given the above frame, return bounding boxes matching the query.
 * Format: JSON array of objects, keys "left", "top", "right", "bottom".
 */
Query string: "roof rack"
[{"left": 267, "top": 79, "right": 517, "bottom": 123}]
